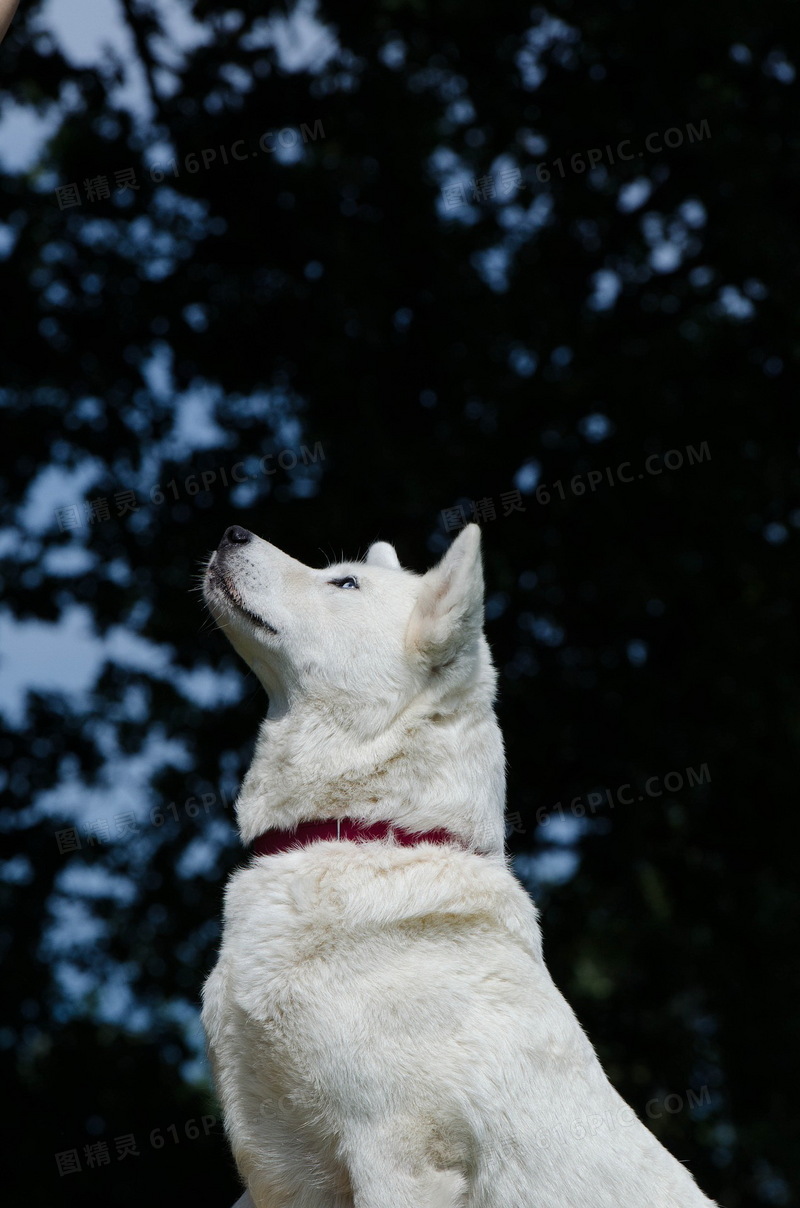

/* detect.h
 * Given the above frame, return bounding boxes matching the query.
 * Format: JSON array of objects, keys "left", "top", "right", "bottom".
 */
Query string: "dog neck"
[
  {"left": 233, "top": 693, "right": 507, "bottom": 860},
  {"left": 250, "top": 817, "right": 479, "bottom": 858}
]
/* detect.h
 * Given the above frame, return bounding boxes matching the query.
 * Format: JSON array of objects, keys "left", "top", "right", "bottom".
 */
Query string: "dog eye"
[{"left": 329, "top": 576, "right": 359, "bottom": 589}]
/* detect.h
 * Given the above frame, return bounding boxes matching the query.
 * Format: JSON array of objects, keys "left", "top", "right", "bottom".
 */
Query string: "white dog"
[{"left": 201, "top": 523, "right": 716, "bottom": 1208}]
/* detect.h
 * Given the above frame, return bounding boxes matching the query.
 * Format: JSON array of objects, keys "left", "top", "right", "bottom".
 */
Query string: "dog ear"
[
  {"left": 407, "top": 524, "right": 484, "bottom": 665},
  {"left": 365, "top": 541, "right": 402, "bottom": 570}
]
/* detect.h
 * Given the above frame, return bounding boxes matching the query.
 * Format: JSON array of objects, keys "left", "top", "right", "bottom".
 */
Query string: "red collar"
[{"left": 251, "top": 817, "right": 467, "bottom": 858}]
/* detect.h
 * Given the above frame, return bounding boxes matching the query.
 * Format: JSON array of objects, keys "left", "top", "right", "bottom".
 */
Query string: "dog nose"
[{"left": 221, "top": 525, "right": 252, "bottom": 546}]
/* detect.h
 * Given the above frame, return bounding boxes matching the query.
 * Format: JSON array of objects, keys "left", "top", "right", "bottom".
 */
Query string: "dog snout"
[{"left": 220, "top": 525, "right": 252, "bottom": 548}]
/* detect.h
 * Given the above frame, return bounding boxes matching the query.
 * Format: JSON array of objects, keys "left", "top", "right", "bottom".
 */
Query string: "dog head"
[{"left": 203, "top": 524, "right": 493, "bottom": 724}]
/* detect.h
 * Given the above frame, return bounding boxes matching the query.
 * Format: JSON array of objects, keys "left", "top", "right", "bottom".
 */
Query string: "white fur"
[{"left": 201, "top": 525, "right": 716, "bottom": 1208}]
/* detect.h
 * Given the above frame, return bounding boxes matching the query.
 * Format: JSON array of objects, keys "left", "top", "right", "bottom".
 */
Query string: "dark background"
[{"left": 1, "top": 1, "right": 798, "bottom": 1204}]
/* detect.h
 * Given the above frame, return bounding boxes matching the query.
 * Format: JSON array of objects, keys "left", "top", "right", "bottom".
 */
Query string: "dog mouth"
[{"left": 206, "top": 562, "right": 278, "bottom": 635}]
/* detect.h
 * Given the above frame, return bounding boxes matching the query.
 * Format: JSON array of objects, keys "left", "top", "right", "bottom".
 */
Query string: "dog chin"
[{"left": 206, "top": 567, "right": 278, "bottom": 636}]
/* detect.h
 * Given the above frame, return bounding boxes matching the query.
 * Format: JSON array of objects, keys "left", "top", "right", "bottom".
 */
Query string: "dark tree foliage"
[{"left": 1, "top": 1, "right": 798, "bottom": 1205}]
